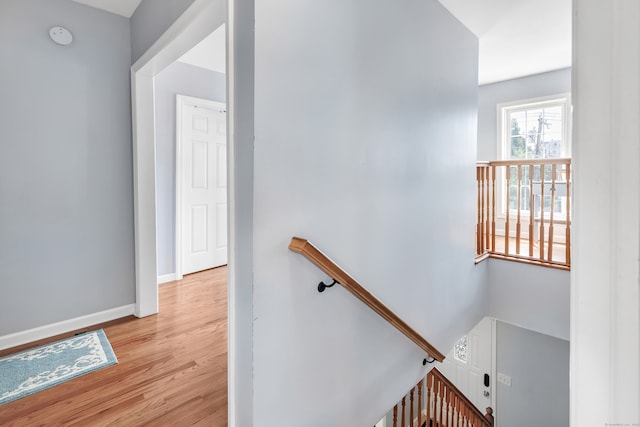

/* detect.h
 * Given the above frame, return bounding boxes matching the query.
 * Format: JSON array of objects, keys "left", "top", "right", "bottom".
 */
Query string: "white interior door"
[
  {"left": 178, "top": 95, "right": 227, "bottom": 275},
  {"left": 439, "top": 317, "right": 495, "bottom": 413}
]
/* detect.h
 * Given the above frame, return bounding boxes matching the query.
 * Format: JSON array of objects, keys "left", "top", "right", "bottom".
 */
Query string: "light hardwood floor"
[{"left": 0, "top": 266, "right": 228, "bottom": 426}]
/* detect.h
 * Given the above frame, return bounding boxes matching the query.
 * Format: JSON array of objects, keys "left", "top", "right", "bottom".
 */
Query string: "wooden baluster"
[
  {"left": 491, "top": 165, "right": 496, "bottom": 252},
  {"left": 442, "top": 386, "right": 451, "bottom": 427},
  {"left": 410, "top": 387, "right": 415, "bottom": 427},
  {"left": 476, "top": 167, "right": 482, "bottom": 256},
  {"left": 402, "top": 396, "right": 406, "bottom": 427},
  {"left": 426, "top": 374, "right": 432, "bottom": 427},
  {"left": 483, "top": 167, "right": 489, "bottom": 252},
  {"left": 452, "top": 395, "right": 457, "bottom": 427},
  {"left": 439, "top": 381, "right": 445, "bottom": 427},
  {"left": 434, "top": 380, "right": 439, "bottom": 426},
  {"left": 463, "top": 397, "right": 467, "bottom": 427},
  {"left": 448, "top": 388, "right": 454, "bottom": 427},
  {"left": 393, "top": 404, "right": 398, "bottom": 427},
  {"left": 418, "top": 380, "right": 423, "bottom": 427},
  {"left": 462, "top": 398, "right": 466, "bottom": 427},
  {"left": 505, "top": 165, "right": 511, "bottom": 254},
  {"left": 480, "top": 167, "right": 486, "bottom": 252},
  {"left": 454, "top": 394, "right": 459, "bottom": 427},
  {"left": 529, "top": 163, "right": 534, "bottom": 256},
  {"left": 445, "top": 388, "right": 453, "bottom": 427},
  {"left": 461, "top": 404, "right": 467, "bottom": 427},
  {"left": 539, "top": 164, "right": 545, "bottom": 260},
  {"left": 547, "top": 163, "right": 557, "bottom": 261},
  {"left": 565, "top": 162, "right": 571, "bottom": 265},
  {"left": 441, "top": 386, "right": 446, "bottom": 427},
  {"left": 516, "top": 164, "right": 522, "bottom": 254}
]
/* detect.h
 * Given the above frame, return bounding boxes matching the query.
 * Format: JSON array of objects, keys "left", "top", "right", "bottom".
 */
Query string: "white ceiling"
[
  {"left": 73, "top": 0, "right": 571, "bottom": 84},
  {"left": 178, "top": 24, "right": 226, "bottom": 74},
  {"left": 438, "top": 0, "right": 572, "bottom": 84},
  {"left": 72, "top": 0, "right": 142, "bottom": 17}
]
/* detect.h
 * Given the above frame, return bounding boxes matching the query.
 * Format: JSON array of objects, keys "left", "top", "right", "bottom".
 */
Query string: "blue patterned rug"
[{"left": 0, "top": 329, "right": 118, "bottom": 405}]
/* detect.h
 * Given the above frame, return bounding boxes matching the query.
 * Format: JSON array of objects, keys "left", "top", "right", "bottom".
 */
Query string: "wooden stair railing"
[
  {"left": 476, "top": 158, "right": 571, "bottom": 270},
  {"left": 288, "top": 237, "right": 445, "bottom": 362},
  {"left": 393, "top": 368, "right": 494, "bottom": 427}
]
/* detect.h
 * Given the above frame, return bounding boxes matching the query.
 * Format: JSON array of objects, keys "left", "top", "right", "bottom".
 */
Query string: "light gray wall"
[
  {"left": 154, "top": 61, "right": 226, "bottom": 277},
  {"left": 496, "top": 321, "right": 569, "bottom": 427},
  {"left": 477, "top": 68, "right": 571, "bottom": 160},
  {"left": 252, "top": 0, "right": 483, "bottom": 425},
  {"left": 130, "top": 0, "right": 197, "bottom": 63},
  {"left": 487, "top": 259, "right": 569, "bottom": 340},
  {"left": 0, "top": 0, "right": 134, "bottom": 335}
]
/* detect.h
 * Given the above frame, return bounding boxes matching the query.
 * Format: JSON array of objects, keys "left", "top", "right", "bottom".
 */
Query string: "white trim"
[
  {"left": 130, "top": 0, "right": 237, "bottom": 422},
  {"left": 131, "top": 69, "right": 159, "bottom": 318},
  {"left": 158, "top": 273, "right": 179, "bottom": 284},
  {"left": 489, "top": 317, "right": 498, "bottom": 426},
  {"left": 572, "top": 2, "right": 640, "bottom": 424},
  {"left": 175, "top": 95, "right": 184, "bottom": 280},
  {"left": 130, "top": 0, "right": 225, "bottom": 317},
  {"left": 496, "top": 92, "right": 572, "bottom": 161},
  {"left": 0, "top": 305, "right": 135, "bottom": 351},
  {"left": 175, "top": 95, "right": 227, "bottom": 280},
  {"left": 494, "top": 94, "right": 572, "bottom": 218}
]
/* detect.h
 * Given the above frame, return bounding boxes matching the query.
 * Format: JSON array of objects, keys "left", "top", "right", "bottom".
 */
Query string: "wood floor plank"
[{"left": 0, "top": 266, "right": 228, "bottom": 426}]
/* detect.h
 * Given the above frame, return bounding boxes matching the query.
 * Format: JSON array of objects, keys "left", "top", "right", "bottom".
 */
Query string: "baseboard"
[
  {"left": 0, "top": 304, "right": 136, "bottom": 351},
  {"left": 158, "top": 273, "right": 180, "bottom": 284}
]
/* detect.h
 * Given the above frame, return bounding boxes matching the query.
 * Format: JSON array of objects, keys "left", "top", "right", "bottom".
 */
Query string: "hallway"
[{"left": 0, "top": 267, "right": 228, "bottom": 426}]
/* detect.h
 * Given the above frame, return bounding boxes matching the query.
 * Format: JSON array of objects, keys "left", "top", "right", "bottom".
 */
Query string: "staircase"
[
  {"left": 390, "top": 368, "right": 494, "bottom": 427},
  {"left": 288, "top": 238, "right": 490, "bottom": 427}
]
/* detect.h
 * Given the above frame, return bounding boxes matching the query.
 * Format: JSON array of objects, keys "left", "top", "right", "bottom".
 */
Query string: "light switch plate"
[{"left": 497, "top": 372, "right": 512, "bottom": 386}]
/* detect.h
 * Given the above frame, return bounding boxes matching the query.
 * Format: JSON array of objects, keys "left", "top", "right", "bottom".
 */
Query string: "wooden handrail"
[
  {"left": 289, "top": 237, "right": 446, "bottom": 362},
  {"left": 487, "top": 157, "right": 571, "bottom": 166}
]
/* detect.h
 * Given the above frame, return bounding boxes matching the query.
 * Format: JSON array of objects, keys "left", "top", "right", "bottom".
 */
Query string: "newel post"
[{"left": 484, "top": 407, "right": 494, "bottom": 427}]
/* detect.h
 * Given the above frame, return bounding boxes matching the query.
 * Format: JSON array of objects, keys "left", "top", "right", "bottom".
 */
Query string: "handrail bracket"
[{"left": 318, "top": 279, "right": 339, "bottom": 293}]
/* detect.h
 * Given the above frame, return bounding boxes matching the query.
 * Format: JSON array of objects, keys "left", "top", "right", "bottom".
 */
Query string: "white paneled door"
[
  {"left": 440, "top": 317, "right": 494, "bottom": 413},
  {"left": 177, "top": 95, "right": 227, "bottom": 276}
]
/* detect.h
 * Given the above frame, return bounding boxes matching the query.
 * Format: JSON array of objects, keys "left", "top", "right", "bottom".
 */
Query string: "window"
[
  {"left": 498, "top": 95, "right": 571, "bottom": 215},
  {"left": 453, "top": 335, "right": 467, "bottom": 363},
  {"left": 499, "top": 95, "right": 571, "bottom": 161}
]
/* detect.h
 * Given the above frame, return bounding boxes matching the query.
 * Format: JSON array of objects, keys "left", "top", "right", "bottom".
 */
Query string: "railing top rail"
[
  {"left": 289, "top": 237, "right": 445, "bottom": 362},
  {"left": 478, "top": 158, "right": 571, "bottom": 166}
]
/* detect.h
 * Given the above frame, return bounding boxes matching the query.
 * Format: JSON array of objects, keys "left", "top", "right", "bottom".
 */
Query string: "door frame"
[
  {"left": 175, "top": 95, "right": 227, "bottom": 280},
  {"left": 130, "top": 0, "right": 225, "bottom": 316},
  {"left": 490, "top": 317, "right": 498, "bottom": 417},
  {"left": 131, "top": 1, "right": 254, "bottom": 425}
]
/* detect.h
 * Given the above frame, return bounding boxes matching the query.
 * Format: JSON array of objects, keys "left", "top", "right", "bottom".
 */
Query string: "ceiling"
[
  {"left": 177, "top": 24, "right": 226, "bottom": 74},
  {"left": 438, "top": 0, "right": 571, "bottom": 84},
  {"left": 72, "top": 0, "right": 571, "bottom": 84},
  {"left": 72, "top": 0, "right": 142, "bottom": 17}
]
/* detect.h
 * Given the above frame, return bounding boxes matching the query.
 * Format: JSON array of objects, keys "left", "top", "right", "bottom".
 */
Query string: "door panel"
[
  {"left": 179, "top": 96, "right": 227, "bottom": 275},
  {"left": 440, "top": 317, "right": 493, "bottom": 412}
]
